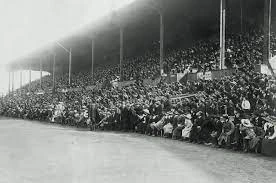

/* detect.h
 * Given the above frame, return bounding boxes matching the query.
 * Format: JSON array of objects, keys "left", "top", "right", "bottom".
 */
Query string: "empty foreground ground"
[{"left": 0, "top": 118, "right": 275, "bottom": 183}]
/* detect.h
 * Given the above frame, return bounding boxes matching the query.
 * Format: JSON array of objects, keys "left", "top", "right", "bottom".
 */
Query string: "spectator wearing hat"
[
  {"left": 153, "top": 114, "right": 168, "bottom": 137},
  {"left": 262, "top": 117, "right": 276, "bottom": 156},
  {"left": 172, "top": 115, "right": 185, "bottom": 140},
  {"left": 241, "top": 97, "right": 251, "bottom": 114},
  {"left": 200, "top": 115, "right": 216, "bottom": 145},
  {"left": 209, "top": 116, "right": 223, "bottom": 147},
  {"left": 182, "top": 113, "right": 193, "bottom": 141},
  {"left": 163, "top": 118, "right": 174, "bottom": 138},
  {"left": 231, "top": 111, "right": 243, "bottom": 150},
  {"left": 136, "top": 109, "right": 150, "bottom": 134},
  {"left": 120, "top": 104, "right": 130, "bottom": 131},
  {"left": 147, "top": 112, "right": 162, "bottom": 136},
  {"left": 88, "top": 103, "right": 100, "bottom": 131},
  {"left": 190, "top": 111, "right": 204, "bottom": 143},
  {"left": 251, "top": 120, "right": 266, "bottom": 153},
  {"left": 129, "top": 106, "right": 139, "bottom": 132},
  {"left": 163, "top": 95, "right": 172, "bottom": 112},
  {"left": 240, "top": 119, "right": 256, "bottom": 152},
  {"left": 218, "top": 114, "right": 235, "bottom": 148}
]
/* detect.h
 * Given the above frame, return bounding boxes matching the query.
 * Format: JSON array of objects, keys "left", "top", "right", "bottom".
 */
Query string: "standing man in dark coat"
[
  {"left": 88, "top": 102, "right": 100, "bottom": 131},
  {"left": 190, "top": 111, "right": 204, "bottom": 143},
  {"left": 120, "top": 104, "right": 130, "bottom": 131}
]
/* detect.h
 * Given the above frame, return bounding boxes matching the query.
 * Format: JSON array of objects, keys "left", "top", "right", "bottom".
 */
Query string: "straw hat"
[
  {"left": 184, "top": 114, "right": 192, "bottom": 120},
  {"left": 143, "top": 109, "right": 150, "bottom": 114},
  {"left": 241, "top": 119, "right": 254, "bottom": 128},
  {"left": 222, "top": 114, "right": 229, "bottom": 119},
  {"left": 262, "top": 116, "right": 276, "bottom": 125},
  {"left": 196, "top": 111, "right": 203, "bottom": 116}
]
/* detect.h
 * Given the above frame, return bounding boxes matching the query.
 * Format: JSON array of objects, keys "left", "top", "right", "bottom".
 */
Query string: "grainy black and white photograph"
[{"left": 0, "top": 0, "right": 276, "bottom": 182}]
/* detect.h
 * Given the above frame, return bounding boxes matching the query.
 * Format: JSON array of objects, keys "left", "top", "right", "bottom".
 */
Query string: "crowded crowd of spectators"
[
  {"left": 1, "top": 64, "right": 276, "bottom": 155},
  {"left": 18, "top": 30, "right": 275, "bottom": 92},
  {"left": 1, "top": 30, "right": 276, "bottom": 156}
]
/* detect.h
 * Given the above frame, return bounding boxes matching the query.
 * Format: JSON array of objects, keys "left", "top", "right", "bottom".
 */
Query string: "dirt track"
[{"left": 0, "top": 118, "right": 275, "bottom": 183}]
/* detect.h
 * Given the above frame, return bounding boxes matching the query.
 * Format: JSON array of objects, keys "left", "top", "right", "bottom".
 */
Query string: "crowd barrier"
[
  {"left": 186, "top": 69, "right": 236, "bottom": 82},
  {"left": 31, "top": 67, "right": 270, "bottom": 95},
  {"left": 143, "top": 77, "right": 161, "bottom": 86}
]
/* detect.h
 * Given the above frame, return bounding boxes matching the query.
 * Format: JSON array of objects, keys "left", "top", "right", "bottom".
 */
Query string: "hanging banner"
[
  {"left": 170, "top": 93, "right": 198, "bottom": 106},
  {"left": 197, "top": 71, "right": 212, "bottom": 80}
]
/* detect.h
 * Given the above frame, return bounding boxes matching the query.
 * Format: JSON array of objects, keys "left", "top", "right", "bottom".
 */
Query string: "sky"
[{"left": 0, "top": 0, "right": 135, "bottom": 94}]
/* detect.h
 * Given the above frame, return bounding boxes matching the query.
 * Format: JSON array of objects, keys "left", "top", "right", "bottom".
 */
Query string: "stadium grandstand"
[{"left": 1, "top": 0, "right": 276, "bottom": 160}]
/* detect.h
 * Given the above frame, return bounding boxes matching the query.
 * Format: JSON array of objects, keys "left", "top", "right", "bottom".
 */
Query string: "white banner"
[
  {"left": 197, "top": 71, "right": 212, "bottom": 80},
  {"left": 170, "top": 93, "right": 198, "bottom": 106},
  {"left": 260, "top": 64, "right": 273, "bottom": 76}
]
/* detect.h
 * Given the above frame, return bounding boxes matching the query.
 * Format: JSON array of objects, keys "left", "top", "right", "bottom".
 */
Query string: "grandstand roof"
[{"left": 8, "top": 0, "right": 269, "bottom": 73}]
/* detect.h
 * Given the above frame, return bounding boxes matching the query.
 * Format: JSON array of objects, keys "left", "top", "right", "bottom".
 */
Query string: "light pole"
[{"left": 56, "top": 41, "right": 72, "bottom": 85}]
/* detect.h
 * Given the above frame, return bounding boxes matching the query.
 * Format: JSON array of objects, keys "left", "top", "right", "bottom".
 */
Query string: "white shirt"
[{"left": 241, "top": 99, "right": 251, "bottom": 110}]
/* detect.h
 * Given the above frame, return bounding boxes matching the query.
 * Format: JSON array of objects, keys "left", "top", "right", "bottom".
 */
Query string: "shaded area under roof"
[{"left": 8, "top": 0, "right": 275, "bottom": 73}]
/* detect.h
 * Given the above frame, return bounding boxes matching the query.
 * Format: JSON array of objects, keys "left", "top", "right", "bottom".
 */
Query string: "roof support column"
[
  {"left": 264, "top": 0, "right": 271, "bottom": 64},
  {"left": 20, "top": 70, "right": 22, "bottom": 95},
  {"left": 56, "top": 42, "right": 71, "bottom": 86},
  {"left": 120, "top": 26, "right": 124, "bottom": 81},
  {"left": 53, "top": 54, "right": 56, "bottom": 93},
  {"left": 69, "top": 49, "right": 72, "bottom": 86},
  {"left": 29, "top": 69, "right": 31, "bottom": 93},
  {"left": 219, "top": 0, "right": 226, "bottom": 70},
  {"left": 160, "top": 12, "right": 164, "bottom": 75},
  {"left": 91, "top": 39, "right": 95, "bottom": 81},
  {"left": 263, "top": 0, "right": 275, "bottom": 77},
  {"left": 8, "top": 71, "right": 11, "bottom": 95},
  {"left": 240, "top": 0, "right": 243, "bottom": 34},
  {"left": 40, "top": 58, "right": 42, "bottom": 89},
  {"left": 11, "top": 71, "right": 14, "bottom": 94}
]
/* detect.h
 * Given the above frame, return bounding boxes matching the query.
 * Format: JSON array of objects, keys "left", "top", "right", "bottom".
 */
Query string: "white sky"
[{"left": 0, "top": 0, "right": 135, "bottom": 94}]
